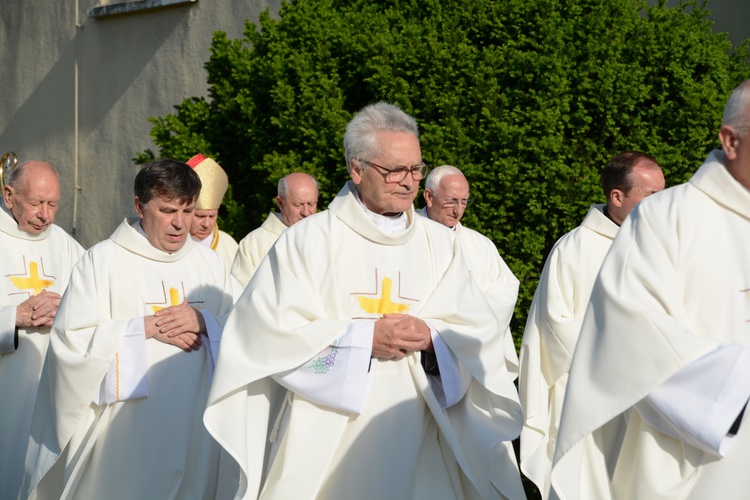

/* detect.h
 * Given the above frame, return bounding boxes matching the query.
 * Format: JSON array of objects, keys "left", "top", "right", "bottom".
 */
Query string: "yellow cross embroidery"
[
  {"left": 11, "top": 261, "right": 54, "bottom": 295},
  {"left": 151, "top": 287, "right": 180, "bottom": 313},
  {"left": 358, "top": 277, "right": 411, "bottom": 315}
]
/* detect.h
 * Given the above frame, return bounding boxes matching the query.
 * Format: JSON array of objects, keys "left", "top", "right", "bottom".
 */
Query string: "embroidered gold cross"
[
  {"left": 11, "top": 261, "right": 54, "bottom": 295},
  {"left": 358, "top": 277, "right": 411, "bottom": 315},
  {"left": 151, "top": 287, "right": 180, "bottom": 313}
]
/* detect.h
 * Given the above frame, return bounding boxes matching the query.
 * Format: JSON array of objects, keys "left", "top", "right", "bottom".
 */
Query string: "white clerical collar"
[{"left": 352, "top": 188, "right": 408, "bottom": 235}]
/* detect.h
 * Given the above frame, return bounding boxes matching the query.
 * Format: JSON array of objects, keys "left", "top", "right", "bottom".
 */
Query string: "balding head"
[
  {"left": 423, "top": 165, "right": 470, "bottom": 228},
  {"left": 602, "top": 152, "right": 665, "bottom": 225},
  {"left": 3, "top": 161, "right": 61, "bottom": 235},
  {"left": 719, "top": 79, "right": 750, "bottom": 189},
  {"left": 276, "top": 172, "right": 319, "bottom": 226}
]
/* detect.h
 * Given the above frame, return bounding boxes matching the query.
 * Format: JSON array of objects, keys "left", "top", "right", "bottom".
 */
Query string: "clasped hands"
[
  {"left": 16, "top": 289, "right": 61, "bottom": 328},
  {"left": 145, "top": 300, "right": 206, "bottom": 352},
  {"left": 371, "top": 313, "right": 433, "bottom": 360}
]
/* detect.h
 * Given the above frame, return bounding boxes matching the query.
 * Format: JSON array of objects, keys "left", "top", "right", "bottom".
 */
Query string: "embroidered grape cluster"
[{"left": 309, "top": 345, "right": 340, "bottom": 374}]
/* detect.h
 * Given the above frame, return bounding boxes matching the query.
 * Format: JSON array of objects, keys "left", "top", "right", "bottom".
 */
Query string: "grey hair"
[
  {"left": 7, "top": 161, "right": 59, "bottom": 189},
  {"left": 343, "top": 102, "right": 419, "bottom": 173},
  {"left": 277, "top": 173, "right": 319, "bottom": 199},
  {"left": 424, "top": 165, "right": 464, "bottom": 192},
  {"left": 722, "top": 79, "right": 750, "bottom": 137}
]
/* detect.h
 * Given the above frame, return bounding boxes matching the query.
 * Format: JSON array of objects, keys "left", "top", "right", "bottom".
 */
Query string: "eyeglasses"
[
  {"left": 440, "top": 197, "right": 472, "bottom": 209},
  {"left": 358, "top": 159, "right": 429, "bottom": 183}
]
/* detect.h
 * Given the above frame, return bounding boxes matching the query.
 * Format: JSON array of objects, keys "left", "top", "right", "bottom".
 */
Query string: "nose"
[
  {"left": 173, "top": 212, "right": 185, "bottom": 228},
  {"left": 300, "top": 206, "right": 313, "bottom": 217},
  {"left": 38, "top": 204, "right": 50, "bottom": 221}
]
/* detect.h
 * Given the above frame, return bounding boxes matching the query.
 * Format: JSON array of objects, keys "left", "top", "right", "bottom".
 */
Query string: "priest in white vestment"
[
  {"left": 0, "top": 161, "right": 84, "bottom": 500},
  {"left": 518, "top": 152, "right": 664, "bottom": 498},
  {"left": 187, "top": 154, "right": 239, "bottom": 268},
  {"left": 551, "top": 79, "right": 750, "bottom": 500},
  {"left": 206, "top": 102, "right": 525, "bottom": 499},
  {"left": 231, "top": 172, "right": 318, "bottom": 287},
  {"left": 22, "top": 159, "right": 238, "bottom": 500},
  {"left": 419, "top": 164, "right": 521, "bottom": 390}
]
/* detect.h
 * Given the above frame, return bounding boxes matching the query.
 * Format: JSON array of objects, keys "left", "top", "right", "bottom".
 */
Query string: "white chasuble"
[
  {"left": 205, "top": 181, "right": 525, "bottom": 500},
  {"left": 23, "top": 218, "right": 238, "bottom": 500},
  {"left": 551, "top": 152, "right": 750, "bottom": 500},
  {"left": 231, "top": 212, "right": 287, "bottom": 287},
  {"left": 194, "top": 227, "right": 239, "bottom": 270},
  {"left": 0, "top": 207, "right": 84, "bottom": 500},
  {"left": 518, "top": 204, "right": 618, "bottom": 498}
]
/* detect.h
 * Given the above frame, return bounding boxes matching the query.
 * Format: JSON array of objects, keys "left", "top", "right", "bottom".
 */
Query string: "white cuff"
[
  {"left": 428, "top": 324, "right": 472, "bottom": 408},
  {"left": 93, "top": 317, "right": 149, "bottom": 405}
]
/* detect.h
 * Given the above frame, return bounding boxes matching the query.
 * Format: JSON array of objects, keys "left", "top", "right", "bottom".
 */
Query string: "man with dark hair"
[
  {"left": 518, "top": 152, "right": 664, "bottom": 498},
  {"left": 206, "top": 103, "right": 524, "bottom": 499},
  {"left": 23, "top": 159, "right": 238, "bottom": 499},
  {"left": 0, "top": 160, "right": 84, "bottom": 500}
]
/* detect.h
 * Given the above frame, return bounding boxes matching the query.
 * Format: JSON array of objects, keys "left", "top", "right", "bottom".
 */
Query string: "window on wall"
[{"left": 88, "top": 0, "right": 197, "bottom": 18}]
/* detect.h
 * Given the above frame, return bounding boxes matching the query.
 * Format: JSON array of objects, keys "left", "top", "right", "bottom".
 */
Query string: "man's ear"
[
  {"left": 719, "top": 125, "right": 739, "bottom": 160},
  {"left": 350, "top": 160, "right": 364, "bottom": 185},
  {"left": 423, "top": 188, "right": 435, "bottom": 208},
  {"left": 609, "top": 189, "right": 624, "bottom": 209},
  {"left": 3, "top": 185, "right": 13, "bottom": 209},
  {"left": 134, "top": 196, "right": 145, "bottom": 219},
  {"left": 275, "top": 196, "right": 283, "bottom": 210}
]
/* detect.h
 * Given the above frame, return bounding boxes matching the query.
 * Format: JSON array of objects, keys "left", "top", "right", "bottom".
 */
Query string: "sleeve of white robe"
[
  {"left": 636, "top": 343, "right": 750, "bottom": 456},
  {"left": 0, "top": 304, "right": 17, "bottom": 353}
]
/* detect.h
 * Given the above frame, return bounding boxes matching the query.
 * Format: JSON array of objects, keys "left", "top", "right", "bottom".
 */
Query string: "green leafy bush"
[{"left": 137, "top": 0, "right": 749, "bottom": 347}]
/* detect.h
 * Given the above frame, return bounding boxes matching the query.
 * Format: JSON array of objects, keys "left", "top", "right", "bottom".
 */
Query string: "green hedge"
[{"left": 137, "top": 0, "right": 749, "bottom": 346}]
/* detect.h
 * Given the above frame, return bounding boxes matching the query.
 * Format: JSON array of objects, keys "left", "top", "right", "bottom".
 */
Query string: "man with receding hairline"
[
  {"left": 0, "top": 160, "right": 84, "bottom": 500},
  {"left": 23, "top": 159, "right": 238, "bottom": 500},
  {"left": 231, "top": 172, "right": 318, "bottom": 287},
  {"left": 518, "top": 151, "right": 664, "bottom": 498}
]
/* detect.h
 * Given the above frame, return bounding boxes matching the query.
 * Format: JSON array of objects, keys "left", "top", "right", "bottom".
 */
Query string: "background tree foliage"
[{"left": 137, "top": 0, "right": 749, "bottom": 345}]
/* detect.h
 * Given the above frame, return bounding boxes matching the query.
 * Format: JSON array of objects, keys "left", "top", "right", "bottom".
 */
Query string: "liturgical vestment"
[
  {"left": 194, "top": 226, "right": 239, "bottom": 270},
  {"left": 519, "top": 204, "right": 618, "bottom": 498},
  {"left": 0, "top": 207, "right": 83, "bottom": 500},
  {"left": 551, "top": 151, "right": 750, "bottom": 500},
  {"left": 206, "top": 182, "right": 525, "bottom": 500},
  {"left": 231, "top": 212, "right": 286, "bottom": 287},
  {"left": 22, "top": 218, "right": 237, "bottom": 500}
]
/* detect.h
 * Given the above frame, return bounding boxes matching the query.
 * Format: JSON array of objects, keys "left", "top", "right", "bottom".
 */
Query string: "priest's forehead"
[{"left": 134, "top": 159, "right": 201, "bottom": 205}]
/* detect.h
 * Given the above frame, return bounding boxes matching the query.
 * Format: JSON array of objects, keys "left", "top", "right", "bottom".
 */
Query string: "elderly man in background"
[
  {"left": 518, "top": 152, "right": 664, "bottom": 498},
  {"left": 0, "top": 161, "right": 84, "bottom": 500},
  {"left": 231, "top": 172, "right": 318, "bottom": 287},
  {"left": 206, "top": 102, "right": 524, "bottom": 499},
  {"left": 23, "top": 159, "right": 238, "bottom": 500},
  {"left": 551, "top": 80, "right": 750, "bottom": 499},
  {"left": 187, "top": 154, "right": 239, "bottom": 269},
  {"left": 420, "top": 164, "right": 521, "bottom": 391}
]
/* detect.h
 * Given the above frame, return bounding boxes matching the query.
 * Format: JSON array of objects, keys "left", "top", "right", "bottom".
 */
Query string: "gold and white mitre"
[{"left": 186, "top": 153, "right": 228, "bottom": 210}]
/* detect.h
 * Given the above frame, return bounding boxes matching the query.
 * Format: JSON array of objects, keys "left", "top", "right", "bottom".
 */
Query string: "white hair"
[
  {"left": 277, "top": 173, "right": 318, "bottom": 199},
  {"left": 424, "top": 164, "right": 464, "bottom": 192},
  {"left": 343, "top": 102, "right": 419, "bottom": 173},
  {"left": 722, "top": 79, "right": 750, "bottom": 137}
]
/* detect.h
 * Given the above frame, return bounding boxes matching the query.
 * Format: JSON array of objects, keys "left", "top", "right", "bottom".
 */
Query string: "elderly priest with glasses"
[{"left": 205, "top": 103, "right": 525, "bottom": 499}]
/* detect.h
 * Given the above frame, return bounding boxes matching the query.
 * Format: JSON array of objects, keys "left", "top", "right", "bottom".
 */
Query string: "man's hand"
[
  {"left": 144, "top": 300, "right": 205, "bottom": 352},
  {"left": 372, "top": 314, "right": 433, "bottom": 360},
  {"left": 15, "top": 290, "right": 62, "bottom": 328}
]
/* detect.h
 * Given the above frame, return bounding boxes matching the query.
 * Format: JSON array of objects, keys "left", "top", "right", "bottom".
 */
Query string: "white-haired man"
[
  {"left": 206, "top": 103, "right": 524, "bottom": 499},
  {"left": 231, "top": 172, "right": 318, "bottom": 287},
  {"left": 552, "top": 80, "right": 750, "bottom": 499},
  {"left": 0, "top": 161, "right": 84, "bottom": 499},
  {"left": 420, "top": 164, "right": 521, "bottom": 390}
]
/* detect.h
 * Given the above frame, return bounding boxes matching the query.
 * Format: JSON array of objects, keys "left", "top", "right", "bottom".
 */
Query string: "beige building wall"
[{"left": 0, "top": 0, "right": 280, "bottom": 248}]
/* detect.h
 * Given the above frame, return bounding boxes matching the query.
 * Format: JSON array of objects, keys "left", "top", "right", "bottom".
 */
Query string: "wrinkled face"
[
  {"left": 618, "top": 162, "right": 665, "bottom": 221},
  {"left": 424, "top": 173, "right": 470, "bottom": 228},
  {"left": 190, "top": 209, "right": 218, "bottom": 240},
  {"left": 3, "top": 165, "right": 60, "bottom": 235},
  {"left": 351, "top": 130, "right": 422, "bottom": 215},
  {"left": 276, "top": 181, "right": 318, "bottom": 226},
  {"left": 135, "top": 194, "right": 196, "bottom": 253}
]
